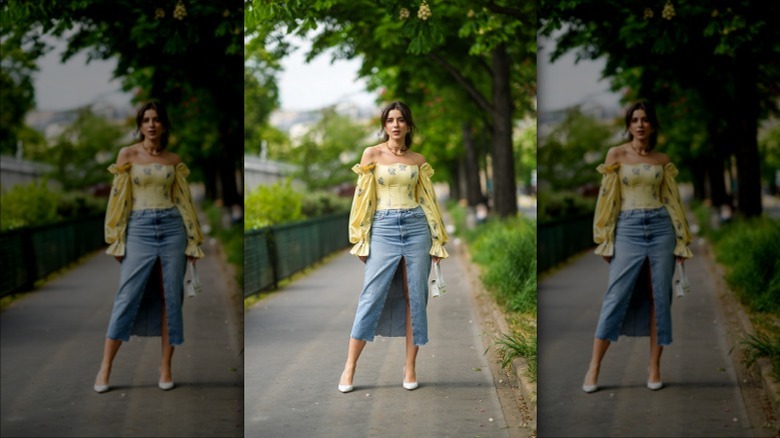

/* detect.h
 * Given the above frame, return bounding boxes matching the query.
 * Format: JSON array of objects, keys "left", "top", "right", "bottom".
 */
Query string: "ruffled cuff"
[
  {"left": 105, "top": 241, "right": 125, "bottom": 257},
  {"left": 674, "top": 242, "right": 693, "bottom": 259},
  {"left": 429, "top": 242, "right": 449, "bottom": 258},
  {"left": 349, "top": 240, "right": 370, "bottom": 257},
  {"left": 593, "top": 241, "right": 614, "bottom": 257}
]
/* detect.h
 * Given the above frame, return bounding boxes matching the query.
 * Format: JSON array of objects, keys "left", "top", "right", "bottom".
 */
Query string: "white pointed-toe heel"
[{"left": 94, "top": 371, "right": 109, "bottom": 394}]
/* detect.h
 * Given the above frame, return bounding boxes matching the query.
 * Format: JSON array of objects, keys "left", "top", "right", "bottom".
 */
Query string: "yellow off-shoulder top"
[
  {"left": 104, "top": 162, "right": 204, "bottom": 258},
  {"left": 593, "top": 162, "right": 693, "bottom": 259},
  {"left": 375, "top": 163, "right": 419, "bottom": 210},
  {"left": 349, "top": 162, "right": 449, "bottom": 258}
]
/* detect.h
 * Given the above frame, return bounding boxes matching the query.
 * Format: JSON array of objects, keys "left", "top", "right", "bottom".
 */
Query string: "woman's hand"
[
  {"left": 675, "top": 256, "right": 685, "bottom": 264},
  {"left": 187, "top": 256, "right": 197, "bottom": 264},
  {"left": 602, "top": 256, "right": 612, "bottom": 263},
  {"left": 432, "top": 256, "right": 442, "bottom": 264},
  {"left": 114, "top": 256, "right": 123, "bottom": 263},
  {"left": 359, "top": 256, "right": 367, "bottom": 264}
]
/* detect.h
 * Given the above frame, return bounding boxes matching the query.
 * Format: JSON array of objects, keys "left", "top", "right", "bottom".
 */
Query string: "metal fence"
[
  {"left": 538, "top": 213, "right": 595, "bottom": 273},
  {"left": 0, "top": 214, "right": 105, "bottom": 297},
  {"left": 244, "top": 213, "right": 350, "bottom": 297}
]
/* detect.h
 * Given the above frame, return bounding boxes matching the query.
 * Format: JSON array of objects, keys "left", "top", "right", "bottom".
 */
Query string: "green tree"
[
  {"left": 0, "top": 30, "right": 45, "bottom": 155},
  {"left": 538, "top": 107, "right": 611, "bottom": 192},
  {"left": 44, "top": 107, "right": 124, "bottom": 191},
  {"left": 249, "top": 0, "right": 536, "bottom": 217},
  {"left": 2, "top": 1, "right": 244, "bottom": 208},
  {"left": 285, "top": 108, "right": 369, "bottom": 191},
  {"left": 540, "top": 0, "right": 780, "bottom": 217}
]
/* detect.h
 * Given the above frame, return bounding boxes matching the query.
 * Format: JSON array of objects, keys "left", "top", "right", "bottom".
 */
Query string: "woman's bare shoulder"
[
  {"left": 164, "top": 151, "right": 183, "bottom": 166},
  {"left": 409, "top": 150, "right": 426, "bottom": 165},
  {"left": 116, "top": 145, "right": 137, "bottom": 165},
  {"left": 653, "top": 151, "right": 671, "bottom": 165},
  {"left": 605, "top": 145, "right": 625, "bottom": 165},
  {"left": 360, "top": 145, "right": 381, "bottom": 165}
]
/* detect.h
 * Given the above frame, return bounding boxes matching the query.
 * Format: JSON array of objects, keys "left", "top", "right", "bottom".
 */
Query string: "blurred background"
[
  {"left": 244, "top": 0, "right": 539, "bottom": 386},
  {"left": 1, "top": 0, "right": 244, "bottom": 297}
]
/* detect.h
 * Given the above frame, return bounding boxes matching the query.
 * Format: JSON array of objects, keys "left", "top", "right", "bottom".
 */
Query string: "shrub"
[
  {"left": 0, "top": 181, "right": 61, "bottom": 230},
  {"left": 470, "top": 217, "right": 537, "bottom": 314},
  {"left": 300, "top": 191, "right": 351, "bottom": 217},
  {"left": 244, "top": 179, "right": 304, "bottom": 229},
  {"left": 714, "top": 218, "right": 780, "bottom": 313}
]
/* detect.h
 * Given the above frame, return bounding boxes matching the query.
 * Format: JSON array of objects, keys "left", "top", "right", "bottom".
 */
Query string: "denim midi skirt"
[
  {"left": 351, "top": 206, "right": 432, "bottom": 346},
  {"left": 106, "top": 207, "right": 187, "bottom": 345},
  {"left": 595, "top": 207, "right": 676, "bottom": 346}
]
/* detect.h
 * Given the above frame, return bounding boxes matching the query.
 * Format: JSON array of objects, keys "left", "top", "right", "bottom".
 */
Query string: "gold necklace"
[
  {"left": 629, "top": 143, "right": 648, "bottom": 156},
  {"left": 142, "top": 143, "right": 161, "bottom": 156},
  {"left": 385, "top": 142, "right": 407, "bottom": 156}
]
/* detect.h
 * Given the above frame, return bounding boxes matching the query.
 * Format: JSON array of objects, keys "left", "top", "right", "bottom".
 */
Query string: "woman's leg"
[
  {"left": 402, "top": 260, "right": 419, "bottom": 384},
  {"left": 95, "top": 338, "right": 122, "bottom": 387},
  {"left": 648, "top": 291, "right": 663, "bottom": 385},
  {"left": 340, "top": 338, "right": 367, "bottom": 387},
  {"left": 584, "top": 337, "right": 610, "bottom": 388},
  {"left": 160, "top": 298, "right": 175, "bottom": 385},
  {"left": 156, "top": 262, "right": 175, "bottom": 385}
]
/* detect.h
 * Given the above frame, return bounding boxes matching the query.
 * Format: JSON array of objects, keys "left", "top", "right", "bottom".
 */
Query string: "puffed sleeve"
[
  {"left": 172, "top": 163, "right": 205, "bottom": 258},
  {"left": 105, "top": 163, "right": 132, "bottom": 256},
  {"left": 661, "top": 163, "right": 693, "bottom": 258},
  {"left": 593, "top": 162, "right": 621, "bottom": 257},
  {"left": 348, "top": 162, "right": 377, "bottom": 257},
  {"left": 416, "top": 163, "right": 449, "bottom": 258}
]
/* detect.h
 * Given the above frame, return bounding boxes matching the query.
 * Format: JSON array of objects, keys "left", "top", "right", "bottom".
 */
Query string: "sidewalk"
[
  {"left": 0, "top": 240, "right": 243, "bottom": 437},
  {"left": 245, "top": 245, "right": 533, "bottom": 437},
  {"left": 537, "top": 239, "right": 776, "bottom": 437}
]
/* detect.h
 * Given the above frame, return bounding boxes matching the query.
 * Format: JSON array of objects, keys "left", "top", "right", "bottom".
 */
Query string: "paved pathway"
[
  {"left": 245, "top": 246, "right": 530, "bottom": 437},
  {"left": 537, "top": 239, "right": 775, "bottom": 437},
  {"left": 0, "top": 241, "right": 243, "bottom": 437}
]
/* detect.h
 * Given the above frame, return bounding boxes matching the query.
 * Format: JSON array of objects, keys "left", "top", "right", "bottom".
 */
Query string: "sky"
[
  {"left": 537, "top": 33, "right": 622, "bottom": 113},
  {"left": 273, "top": 32, "right": 622, "bottom": 114},
  {"left": 276, "top": 34, "right": 379, "bottom": 112},
  {"left": 33, "top": 36, "right": 134, "bottom": 112},
  {"left": 32, "top": 28, "right": 622, "bottom": 115}
]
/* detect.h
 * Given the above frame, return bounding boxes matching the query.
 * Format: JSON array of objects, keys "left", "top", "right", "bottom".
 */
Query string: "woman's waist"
[
  {"left": 129, "top": 206, "right": 180, "bottom": 217},
  {"left": 618, "top": 206, "right": 669, "bottom": 218}
]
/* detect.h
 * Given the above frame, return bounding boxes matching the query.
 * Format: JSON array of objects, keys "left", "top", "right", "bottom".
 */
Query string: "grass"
[
  {"left": 741, "top": 332, "right": 780, "bottom": 382},
  {"left": 202, "top": 201, "right": 244, "bottom": 291},
  {"left": 447, "top": 202, "right": 537, "bottom": 380},
  {"left": 691, "top": 202, "right": 780, "bottom": 382}
]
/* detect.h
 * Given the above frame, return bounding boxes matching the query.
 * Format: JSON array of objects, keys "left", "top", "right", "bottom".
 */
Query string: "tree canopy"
[
  {"left": 1, "top": 1, "right": 244, "bottom": 207},
  {"left": 248, "top": 0, "right": 535, "bottom": 217},
  {"left": 540, "top": 0, "right": 780, "bottom": 217}
]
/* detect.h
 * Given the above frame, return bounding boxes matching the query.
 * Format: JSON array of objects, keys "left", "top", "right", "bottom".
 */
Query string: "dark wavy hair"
[
  {"left": 624, "top": 101, "right": 660, "bottom": 151},
  {"left": 379, "top": 101, "right": 416, "bottom": 148},
  {"left": 135, "top": 101, "right": 172, "bottom": 149}
]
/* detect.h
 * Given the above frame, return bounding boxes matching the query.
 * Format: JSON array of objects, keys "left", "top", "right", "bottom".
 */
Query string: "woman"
[
  {"left": 94, "top": 101, "right": 204, "bottom": 393},
  {"left": 338, "top": 101, "right": 449, "bottom": 393},
  {"left": 584, "top": 101, "right": 692, "bottom": 393}
]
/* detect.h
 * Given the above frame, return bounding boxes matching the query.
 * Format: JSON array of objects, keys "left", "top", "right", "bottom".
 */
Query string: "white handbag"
[
  {"left": 429, "top": 262, "right": 447, "bottom": 298},
  {"left": 186, "top": 260, "right": 202, "bottom": 297},
  {"left": 674, "top": 260, "right": 690, "bottom": 298}
]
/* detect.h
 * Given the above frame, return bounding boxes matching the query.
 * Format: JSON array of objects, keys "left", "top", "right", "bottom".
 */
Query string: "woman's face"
[
  {"left": 140, "top": 109, "right": 164, "bottom": 141},
  {"left": 628, "top": 109, "right": 654, "bottom": 142},
  {"left": 384, "top": 109, "right": 409, "bottom": 142}
]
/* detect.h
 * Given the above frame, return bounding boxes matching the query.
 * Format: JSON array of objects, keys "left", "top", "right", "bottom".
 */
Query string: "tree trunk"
[
  {"left": 733, "top": 61, "right": 762, "bottom": 217},
  {"left": 218, "top": 120, "right": 241, "bottom": 208},
  {"left": 462, "top": 121, "right": 485, "bottom": 207},
  {"left": 705, "top": 119, "right": 729, "bottom": 207},
  {"left": 490, "top": 43, "right": 518, "bottom": 217}
]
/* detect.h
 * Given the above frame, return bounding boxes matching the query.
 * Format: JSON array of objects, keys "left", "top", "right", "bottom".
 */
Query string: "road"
[
  {"left": 245, "top": 247, "right": 532, "bottom": 437},
  {"left": 537, "top": 239, "right": 776, "bottom": 437},
  {"left": 0, "top": 241, "right": 243, "bottom": 438}
]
